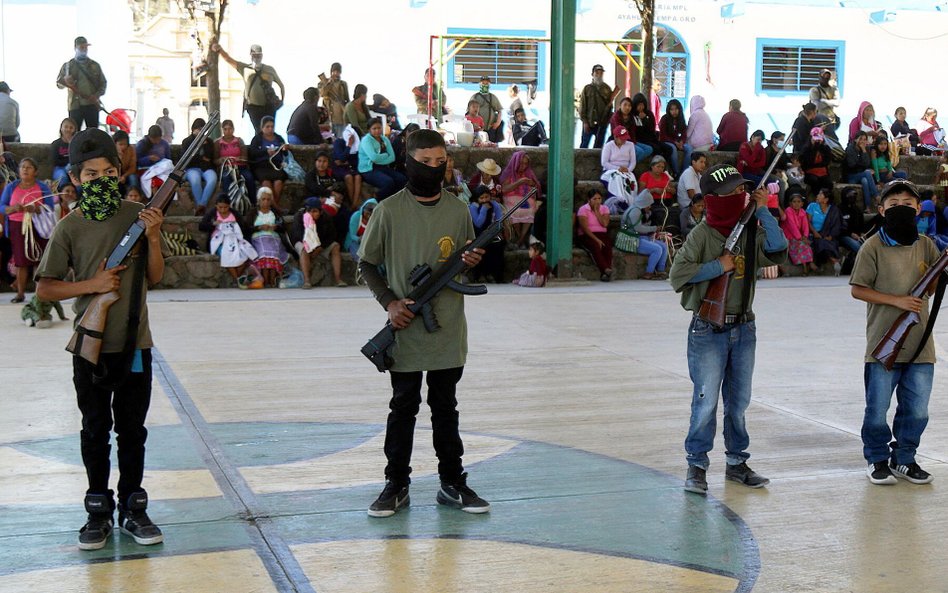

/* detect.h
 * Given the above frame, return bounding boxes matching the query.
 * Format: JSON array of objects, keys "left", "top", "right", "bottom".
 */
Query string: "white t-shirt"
[{"left": 677, "top": 166, "right": 701, "bottom": 208}]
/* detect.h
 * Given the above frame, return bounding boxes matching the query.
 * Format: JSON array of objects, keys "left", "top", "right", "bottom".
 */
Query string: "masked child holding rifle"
[
  {"left": 669, "top": 164, "right": 788, "bottom": 495},
  {"left": 35, "top": 128, "right": 165, "bottom": 550},
  {"left": 850, "top": 180, "right": 942, "bottom": 485}
]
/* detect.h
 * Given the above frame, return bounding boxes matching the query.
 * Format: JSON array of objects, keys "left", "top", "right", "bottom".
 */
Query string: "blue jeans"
[
  {"left": 286, "top": 134, "right": 303, "bottom": 145},
  {"left": 125, "top": 173, "right": 140, "bottom": 190},
  {"left": 862, "top": 363, "right": 932, "bottom": 464},
  {"left": 580, "top": 122, "right": 608, "bottom": 149},
  {"left": 847, "top": 171, "right": 878, "bottom": 209},
  {"left": 637, "top": 236, "right": 668, "bottom": 273},
  {"left": 839, "top": 235, "right": 862, "bottom": 254},
  {"left": 185, "top": 168, "right": 218, "bottom": 207},
  {"left": 634, "top": 142, "right": 653, "bottom": 162},
  {"left": 685, "top": 317, "right": 756, "bottom": 469},
  {"left": 362, "top": 166, "right": 407, "bottom": 200},
  {"left": 663, "top": 142, "right": 692, "bottom": 177}
]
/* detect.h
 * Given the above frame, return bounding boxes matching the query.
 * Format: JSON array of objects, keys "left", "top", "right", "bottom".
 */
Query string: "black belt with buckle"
[{"left": 723, "top": 313, "right": 755, "bottom": 324}]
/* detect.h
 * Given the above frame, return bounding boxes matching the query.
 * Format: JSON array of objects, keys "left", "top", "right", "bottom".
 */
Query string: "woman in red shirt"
[
  {"left": 637, "top": 155, "right": 674, "bottom": 225},
  {"left": 738, "top": 130, "right": 768, "bottom": 186},
  {"left": 0, "top": 158, "right": 54, "bottom": 302}
]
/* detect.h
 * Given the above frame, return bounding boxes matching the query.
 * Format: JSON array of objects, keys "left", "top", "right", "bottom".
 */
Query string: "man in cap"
[
  {"left": 56, "top": 36, "right": 108, "bottom": 130},
  {"left": 809, "top": 68, "right": 840, "bottom": 131},
  {"left": 213, "top": 41, "right": 285, "bottom": 135},
  {"left": 469, "top": 75, "right": 504, "bottom": 143},
  {"left": 0, "top": 82, "right": 19, "bottom": 142},
  {"left": 35, "top": 128, "right": 166, "bottom": 550},
  {"left": 318, "top": 62, "right": 350, "bottom": 139},
  {"left": 580, "top": 64, "right": 620, "bottom": 149},
  {"left": 668, "top": 164, "right": 788, "bottom": 495}
]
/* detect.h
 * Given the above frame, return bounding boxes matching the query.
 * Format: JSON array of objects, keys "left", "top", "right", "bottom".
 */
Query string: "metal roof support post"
[{"left": 548, "top": 0, "right": 576, "bottom": 277}]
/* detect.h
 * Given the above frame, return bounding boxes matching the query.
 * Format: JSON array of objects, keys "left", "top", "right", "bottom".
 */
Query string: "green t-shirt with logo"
[
  {"left": 35, "top": 201, "right": 154, "bottom": 353},
  {"left": 358, "top": 188, "right": 475, "bottom": 372},
  {"left": 849, "top": 234, "right": 941, "bottom": 364}
]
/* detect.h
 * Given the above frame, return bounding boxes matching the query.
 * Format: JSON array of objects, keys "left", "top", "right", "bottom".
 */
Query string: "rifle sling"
[
  {"left": 907, "top": 273, "right": 947, "bottom": 365},
  {"left": 740, "top": 222, "right": 757, "bottom": 316},
  {"left": 92, "top": 243, "right": 148, "bottom": 388}
]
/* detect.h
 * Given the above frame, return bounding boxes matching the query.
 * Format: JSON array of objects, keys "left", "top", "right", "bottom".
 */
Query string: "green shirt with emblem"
[
  {"left": 669, "top": 220, "right": 788, "bottom": 315},
  {"left": 35, "top": 200, "right": 154, "bottom": 353},
  {"left": 849, "top": 233, "right": 942, "bottom": 364},
  {"left": 358, "top": 188, "right": 475, "bottom": 372}
]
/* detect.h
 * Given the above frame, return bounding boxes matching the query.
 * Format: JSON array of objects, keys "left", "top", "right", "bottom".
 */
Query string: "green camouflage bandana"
[{"left": 78, "top": 176, "right": 121, "bottom": 221}]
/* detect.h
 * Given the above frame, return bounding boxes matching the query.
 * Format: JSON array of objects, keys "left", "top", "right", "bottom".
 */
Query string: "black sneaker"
[
  {"left": 866, "top": 461, "right": 898, "bottom": 485},
  {"left": 119, "top": 491, "right": 163, "bottom": 545},
  {"left": 684, "top": 466, "right": 708, "bottom": 495},
  {"left": 367, "top": 481, "right": 410, "bottom": 518},
  {"left": 890, "top": 461, "right": 934, "bottom": 485},
  {"left": 725, "top": 462, "right": 770, "bottom": 488},
  {"left": 436, "top": 473, "right": 490, "bottom": 514},
  {"left": 78, "top": 493, "right": 114, "bottom": 551}
]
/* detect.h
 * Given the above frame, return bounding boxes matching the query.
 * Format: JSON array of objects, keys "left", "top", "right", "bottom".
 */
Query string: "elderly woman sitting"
[
  {"left": 199, "top": 194, "right": 256, "bottom": 284},
  {"left": 248, "top": 187, "right": 289, "bottom": 287}
]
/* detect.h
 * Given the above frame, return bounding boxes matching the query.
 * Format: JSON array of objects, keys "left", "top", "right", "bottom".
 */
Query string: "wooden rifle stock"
[
  {"left": 697, "top": 202, "right": 757, "bottom": 328},
  {"left": 871, "top": 249, "right": 948, "bottom": 370},
  {"left": 66, "top": 112, "right": 220, "bottom": 365}
]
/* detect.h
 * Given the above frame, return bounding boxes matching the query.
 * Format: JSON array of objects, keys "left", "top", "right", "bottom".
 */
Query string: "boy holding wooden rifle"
[
  {"left": 851, "top": 180, "right": 941, "bottom": 485},
  {"left": 35, "top": 128, "right": 165, "bottom": 550},
  {"left": 669, "top": 164, "right": 788, "bottom": 495}
]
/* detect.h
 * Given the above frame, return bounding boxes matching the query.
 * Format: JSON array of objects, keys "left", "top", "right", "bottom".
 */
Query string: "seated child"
[
  {"left": 512, "top": 241, "right": 549, "bottom": 287},
  {"left": 786, "top": 154, "right": 805, "bottom": 188},
  {"left": 465, "top": 100, "right": 485, "bottom": 133}
]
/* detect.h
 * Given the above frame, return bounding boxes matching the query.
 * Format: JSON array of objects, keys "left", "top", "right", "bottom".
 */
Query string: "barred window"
[
  {"left": 756, "top": 40, "right": 844, "bottom": 95},
  {"left": 446, "top": 29, "right": 546, "bottom": 90}
]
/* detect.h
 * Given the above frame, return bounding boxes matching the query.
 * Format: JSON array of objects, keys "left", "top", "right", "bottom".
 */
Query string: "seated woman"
[
  {"left": 499, "top": 150, "right": 541, "bottom": 249},
  {"left": 658, "top": 99, "right": 692, "bottom": 179},
  {"left": 870, "top": 136, "right": 908, "bottom": 184},
  {"left": 610, "top": 97, "right": 651, "bottom": 162},
  {"left": 181, "top": 118, "right": 219, "bottom": 213},
  {"left": 345, "top": 198, "right": 377, "bottom": 262},
  {"left": 331, "top": 136, "right": 363, "bottom": 204},
  {"left": 837, "top": 186, "right": 866, "bottom": 256},
  {"left": 467, "top": 158, "right": 504, "bottom": 201},
  {"left": 123, "top": 185, "right": 146, "bottom": 204},
  {"left": 637, "top": 155, "right": 675, "bottom": 226},
  {"left": 357, "top": 117, "right": 406, "bottom": 200},
  {"left": 848, "top": 101, "right": 882, "bottom": 144},
  {"left": 686, "top": 95, "right": 714, "bottom": 153},
  {"left": 576, "top": 188, "right": 613, "bottom": 281},
  {"left": 737, "top": 130, "right": 768, "bottom": 186},
  {"left": 442, "top": 154, "right": 471, "bottom": 202},
  {"left": 49, "top": 118, "right": 76, "bottom": 189},
  {"left": 780, "top": 189, "right": 817, "bottom": 275},
  {"left": 468, "top": 186, "right": 506, "bottom": 283},
  {"left": 845, "top": 132, "right": 879, "bottom": 211},
  {"left": 600, "top": 125, "right": 637, "bottom": 213},
  {"left": 56, "top": 182, "right": 79, "bottom": 219},
  {"left": 790, "top": 103, "right": 817, "bottom": 153},
  {"left": 917, "top": 107, "right": 946, "bottom": 156},
  {"left": 249, "top": 115, "right": 289, "bottom": 207},
  {"left": 305, "top": 150, "right": 336, "bottom": 198},
  {"left": 289, "top": 197, "right": 346, "bottom": 288},
  {"left": 135, "top": 124, "right": 172, "bottom": 197},
  {"left": 621, "top": 189, "right": 669, "bottom": 280},
  {"left": 247, "top": 187, "right": 289, "bottom": 287},
  {"left": 806, "top": 189, "right": 843, "bottom": 275},
  {"left": 801, "top": 127, "right": 834, "bottom": 199},
  {"left": 368, "top": 93, "right": 401, "bottom": 132},
  {"left": 113, "top": 130, "right": 139, "bottom": 191},
  {"left": 0, "top": 158, "right": 54, "bottom": 303},
  {"left": 890, "top": 106, "right": 919, "bottom": 153},
  {"left": 629, "top": 92, "right": 672, "bottom": 163},
  {"left": 199, "top": 194, "right": 255, "bottom": 283},
  {"left": 215, "top": 119, "right": 256, "bottom": 210}
]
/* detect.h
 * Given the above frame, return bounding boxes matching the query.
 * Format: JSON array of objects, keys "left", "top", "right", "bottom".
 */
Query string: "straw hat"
[{"left": 476, "top": 158, "right": 502, "bottom": 176}]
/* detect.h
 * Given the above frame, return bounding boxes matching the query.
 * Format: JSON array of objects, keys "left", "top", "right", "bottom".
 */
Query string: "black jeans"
[
  {"left": 384, "top": 366, "right": 465, "bottom": 485},
  {"left": 247, "top": 104, "right": 276, "bottom": 135},
  {"left": 69, "top": 105, "right": 100, "bottom": 131},
  {"left": 73, "top": 349, "right": 153, "bottom": 504}
]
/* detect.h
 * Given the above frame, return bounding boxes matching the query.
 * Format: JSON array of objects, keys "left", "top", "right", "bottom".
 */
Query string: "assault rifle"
[
  {"left": 871, "top": 249, "right": 948, "bottom": 371},
  {"left": 362, "top": 188, "right": 537, "bottom": 372},
  {"left": 66, "top": 112, "right": 220, "bottom": 365},
  {"left": 697, "top": 130, "right": 795, "bottom": 328}
]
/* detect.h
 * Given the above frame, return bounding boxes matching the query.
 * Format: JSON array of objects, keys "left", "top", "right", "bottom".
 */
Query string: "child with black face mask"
[{"left": 851, "top": 179, "right": 942, "bottom": 486}]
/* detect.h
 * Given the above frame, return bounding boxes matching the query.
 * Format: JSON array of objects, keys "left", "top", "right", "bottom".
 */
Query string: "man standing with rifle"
[
  {"left": 357, "top": 129, "right": 490, "bottom": 518},
  {"left": 669, "top": 164, "right": 788, "bottom": 495},
  {"left": 851, "top": 180, "right": 942, "bottom": 486},
  {"left": 56, "top": 36, "right": 107, "bottom": 131},
  {"left": 35, "top": 128, "right": 165, "bottom": 550}
]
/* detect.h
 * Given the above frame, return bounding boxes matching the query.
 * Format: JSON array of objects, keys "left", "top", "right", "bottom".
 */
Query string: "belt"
[{"left": 724, "top": 313, "right": 755, "bottom": 324}]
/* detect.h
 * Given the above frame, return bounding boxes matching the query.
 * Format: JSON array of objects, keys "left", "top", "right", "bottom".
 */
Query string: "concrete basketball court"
[{"left": 2, "top": 276, "right": 948, "bottom": 592}]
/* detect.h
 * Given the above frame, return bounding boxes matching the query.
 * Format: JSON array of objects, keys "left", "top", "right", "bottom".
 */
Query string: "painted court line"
[{"left": 153, "top": 348, "right": 316, "bottom": 593}]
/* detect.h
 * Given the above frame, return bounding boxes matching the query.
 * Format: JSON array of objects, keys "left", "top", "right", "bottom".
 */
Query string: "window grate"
[
  {"left": 759, "top": 44, "right": 840, "bottom": 93},
  {"left": 452, "top": 40, "right": 540, "bottom": 86}
]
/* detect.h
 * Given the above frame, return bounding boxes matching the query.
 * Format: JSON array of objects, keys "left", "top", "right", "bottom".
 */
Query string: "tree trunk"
[
  {"left": 634, "top": 0, "right": 655, "bottom": 97},
  {"left": 205, "top": 0, "right": 228, "bottom": 136}
]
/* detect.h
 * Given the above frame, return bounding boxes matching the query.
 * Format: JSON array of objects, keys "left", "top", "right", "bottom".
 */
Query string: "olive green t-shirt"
[
  {"left": 358, "top": 189, "right": 475, "bottom": 372},
  {"left": 849, "top": 234, "right": 941, "bottom": 364},
  {"left": 669, "top": 220, "right": 787, "bottom": 315},
  {"left": 35, "top": 201, "right": 154, "bottom": 353}
]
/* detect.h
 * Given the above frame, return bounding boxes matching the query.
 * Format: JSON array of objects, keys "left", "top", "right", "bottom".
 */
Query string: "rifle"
[
  {"left": 66, "top": 112, "right": 221, "bottom": 365},
  {"left": 362, "top": 188, "right": 537, "bottom": 372},
  {"left": 871, "top": 249, "right": 948, "bottom": 371},
  {"left": 697, "top": 130, "right": 796, "bottom": 328}
]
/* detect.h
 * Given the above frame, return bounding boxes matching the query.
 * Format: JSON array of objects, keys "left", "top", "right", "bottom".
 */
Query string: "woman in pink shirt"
[
  {"left": 779, "top": 190, "right": 816, "bottom": 275},
  {"left": 0, "top": 158, "right": 54, "bottom": 302},
  {"left": 576, "top": 188, "right": 613, "bottom": 281},
  {"left": 214, "top": 119, "right": 256, "bottom": 215}
]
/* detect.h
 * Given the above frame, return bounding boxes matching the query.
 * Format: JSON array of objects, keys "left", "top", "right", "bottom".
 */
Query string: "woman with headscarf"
[
  {"left": 499, "top": 150, "right": 541, "bottom": 249},
  {"left": 848, "top": 101, "right": 882, "bottom": 143},
  {"left": 685, "top": 95, "right": 714, "bottom": 152},
  {"left": 659, "top": 99, "right": 692, "bottom": 179},
  {"left": 800, "top": 127, "right": 834, "bottom": 199}
]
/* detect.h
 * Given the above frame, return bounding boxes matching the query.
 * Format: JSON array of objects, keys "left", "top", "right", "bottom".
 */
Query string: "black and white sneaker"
[
  {"left": 119, "top": 491, "right": 163, "bottom": 545},
  {"left": 78, "top": 493, "right": 114, "bottom": 551},
  {"left": 436, "top": 473, "right": 490, "bottom": 514},
  {"left": 368, "top": 481, "right": 410, "bottom": 518},
  {"left": 866, "top": 461, "right": 898, "bottom": 485},
  {"left": 890, "top": 461, "right": 934, "bottom": 485},
  {"left": 725, "top": 462, "right": 770, "bottom": 488}
]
